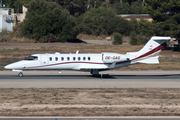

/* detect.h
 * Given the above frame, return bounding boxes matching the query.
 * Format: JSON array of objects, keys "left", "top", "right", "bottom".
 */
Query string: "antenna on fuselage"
[
  {"left": 55, "top": 52, "right": 60, "bottom": 54},
  {"left": 76, "top": 50, "right": 79, "bottom": 54}
]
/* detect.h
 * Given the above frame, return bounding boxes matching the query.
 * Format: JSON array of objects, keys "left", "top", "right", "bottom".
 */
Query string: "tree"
[
  {"left": 112, "top": 1, "right": 144, "bottom": 14},
  {"left": 52, "top": 0, "right": 87, "bottom": 15},
  {"left": 129, "top": 17, "right": 139, "bottom": 33},
  {"left": 137, "top": 18, "right": 154, "bottom": 36},
  {"left": 77, "top": 6, "right": 130, "bottom": 36},
  {"left": 21, "top": 0, "right": 79, "bottom": 42},
  {"left": 144, "top": 0, "right": 180, "bottom": 38},
  {"left": 142, "top": 0, "right": 145, "bottom": 7},
  {"left": 130, "top": 1, "right": 144, "bottom": 14},
  {"left": 3, "top": 0, "right": 23, "bottom": 13},
  {"left": 112, "top": 2, "right": 130, "bottom": 14},
  {"left": 87, "top": 0, "right": 90, "bottom": 10},
  {"left": 20, "top": 0, "right": 33, "bottom": 7}
]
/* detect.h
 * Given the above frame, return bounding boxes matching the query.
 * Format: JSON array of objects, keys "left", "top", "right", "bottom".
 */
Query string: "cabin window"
[
  {"left": 73, "top": 57, "right": 76, "bottom": 61},
  {"left": 67, "top": 57, "right": 70, "bottom": 61},
  {"left": 61, "top": 57, "right": 64, "bottom": 61},
  {"left": 83, "top": 57, "right": 86, "bottom": 61},
  {"left": 78, "top": 57, "right": 81, "bottom": 61},
  {"left": 24, "top": 56, "right": 38, "bottom": 61},
  {"left": 55, "top": 57, "right": 58, "bottom": 61},
  {"left": 49, "top": 57, "right": 52, "bottom": 61},
  {"left": 88, "top": 57, "right": 91, "bottom": 61}
]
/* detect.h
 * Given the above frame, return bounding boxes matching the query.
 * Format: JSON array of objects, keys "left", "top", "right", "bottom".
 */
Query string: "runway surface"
[
  {"left": 0, "top": 70, "right": 180, "bottom": 88},
  {"left": 0, "top": 117, "right": 180, "bottom": 120}
]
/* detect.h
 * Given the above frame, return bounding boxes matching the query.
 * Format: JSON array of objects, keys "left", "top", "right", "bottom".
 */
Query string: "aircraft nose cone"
[
  {"left": 4, "top": 64, "right": 15, "bottom": 69},
  {"left": 5, "top": 61, "right": 24, "bottom": 70},
  {"left": 4, "top": 64, "right": 11, "bottom": 69}
]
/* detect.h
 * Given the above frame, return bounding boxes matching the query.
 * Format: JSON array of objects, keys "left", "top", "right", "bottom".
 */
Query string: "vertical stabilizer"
[{"left": 126, "top": 36, "right": 171, "bottom": 64}]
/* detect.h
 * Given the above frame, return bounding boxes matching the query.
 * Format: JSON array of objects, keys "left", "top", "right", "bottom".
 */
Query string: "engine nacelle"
[{"left": 102, "top": 53, "right": 128, "bottom": 63}]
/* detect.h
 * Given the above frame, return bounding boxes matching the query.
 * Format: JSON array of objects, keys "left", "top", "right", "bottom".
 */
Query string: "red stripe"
[
  {"left": 130, "top": 43, "right": 165, "bottom": 62},
  {"left": 27, "top": 62, "right": 111, "bottom": 68}
]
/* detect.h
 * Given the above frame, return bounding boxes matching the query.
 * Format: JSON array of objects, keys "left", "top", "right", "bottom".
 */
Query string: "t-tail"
[{"left": 126, "top": 36, "right": 171, "bottom": 64}]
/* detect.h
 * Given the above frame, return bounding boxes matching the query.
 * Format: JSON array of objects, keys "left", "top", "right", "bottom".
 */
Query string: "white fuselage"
[{"left": 5, "top": 53, "right": 130, "bottom": 72}]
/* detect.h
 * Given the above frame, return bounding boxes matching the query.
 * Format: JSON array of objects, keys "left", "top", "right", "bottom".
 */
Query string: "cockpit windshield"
[{"left": 24, "top": 56, "right": 38, "bottom": 60}]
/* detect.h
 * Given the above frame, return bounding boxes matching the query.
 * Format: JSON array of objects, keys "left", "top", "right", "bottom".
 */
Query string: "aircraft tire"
[
  {"left": 18, "top": 72, "right": 23, "bottom": 77},
  {"left": 90, "top": 70, "right": 99, "bottom": 76}
]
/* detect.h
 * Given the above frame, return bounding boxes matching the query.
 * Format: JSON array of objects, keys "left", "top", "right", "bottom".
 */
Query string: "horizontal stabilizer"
[{"left": 137, "top": 56, "right": 159, "bottom": 64}]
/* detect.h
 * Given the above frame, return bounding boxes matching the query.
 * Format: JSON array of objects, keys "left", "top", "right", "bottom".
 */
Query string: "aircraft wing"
[{"left": 108, "top": 62, "right": 116, "bottom": 69}]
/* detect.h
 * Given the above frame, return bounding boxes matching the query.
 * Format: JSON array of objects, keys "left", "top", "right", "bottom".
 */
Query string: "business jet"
[{"left": 5, "top": 36, "right": 171, "bottom": 77}]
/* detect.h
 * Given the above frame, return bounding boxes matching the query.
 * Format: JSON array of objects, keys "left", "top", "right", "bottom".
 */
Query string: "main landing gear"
[
  {"left": 90, "top": 70, "right": 99, "bottom": 76},
  {"left": 18, "top": 72, "right": 23, "bottom": 77}
]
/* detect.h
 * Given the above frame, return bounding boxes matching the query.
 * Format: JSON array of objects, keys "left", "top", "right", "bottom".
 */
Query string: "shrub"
[
  {"left": 113, "top": 33, "right": 123, "bottom": 45},
  {"left": 0, "top": 29, "right": 11, "bottom": 42},
  {"left": 13, "top": 23, "right": 22, "bottom": 33},
  {"left": 173, "top": 45, "right": 180, "bottom": 52},
  {"left": 130, "top": 32, "right": 149, "bottom": 45},
  {"left": 130, "top": 31, "right": 137, "bottom": 45},
  {"left": 39, "top": 34, "right": 60, "bottom": 43},
  {"left": 136, "top": 34, "right": 149, "bottom": 45}
]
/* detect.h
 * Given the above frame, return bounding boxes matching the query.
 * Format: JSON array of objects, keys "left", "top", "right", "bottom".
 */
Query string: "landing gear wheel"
[
  {"left": 90, "top": 70, "right": 99, "bottom": 76},
  {"left": 18, "top": 72, "right": 23, "bottom": 77}
]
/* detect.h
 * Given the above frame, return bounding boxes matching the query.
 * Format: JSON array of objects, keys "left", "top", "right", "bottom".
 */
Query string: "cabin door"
[{"left": 41, "top": 54, "right": 49, "bottom": 65}]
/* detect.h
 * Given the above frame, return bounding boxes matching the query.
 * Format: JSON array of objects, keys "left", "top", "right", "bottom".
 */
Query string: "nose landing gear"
[
  {"left": 12, "top": 70, "right": 23, "bottom": 77},
  {"left": 18, "top": 72, "right": 23, "bottom": 77}
]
